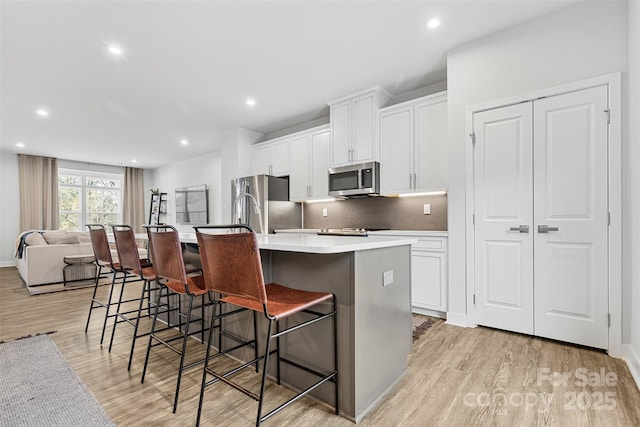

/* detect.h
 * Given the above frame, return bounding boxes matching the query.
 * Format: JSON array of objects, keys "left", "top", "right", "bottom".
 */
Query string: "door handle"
[
  {"left": 538, "top": 225, "right": 559, "bottom": 233},
  {"left": 509, "top": 225, "right": 529, "bottom": 233}
]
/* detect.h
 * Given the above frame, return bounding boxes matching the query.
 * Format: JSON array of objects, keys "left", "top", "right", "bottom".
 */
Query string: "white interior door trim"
[{"left": 464, "top": 71, "right": 622, "bottom": 357}]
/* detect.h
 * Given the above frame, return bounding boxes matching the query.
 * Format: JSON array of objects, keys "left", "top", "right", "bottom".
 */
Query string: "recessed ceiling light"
[
  {"left": 180, "top": 139, "right": 189, "bottom": 145},
  {"left": 132, "top": 159, "right": 138, "bottom": 163},
  {"left": 246, "top": 98, "right": 256, "bottom": 107},
  {"left": 426, "top": 18, "right": 441, "bottom": 29},
  {"left": 36, "top": 108, "right": 49, "bottom": 117},
  {"left": 107, "top": 44, "right": 124, "bottom": 56},
  {"left": 16, "top": 142, "right": 25, "bottom": 148}
]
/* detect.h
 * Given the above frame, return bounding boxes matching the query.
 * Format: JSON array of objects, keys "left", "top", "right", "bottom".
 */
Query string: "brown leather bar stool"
[
  {"left": 109, "top": 224, "right": 162, "bottom": 371},
  {"left": 85, "top": 224, "right": 127, "bottom": 345},
  {"left": 194, "top": 224, "right": 338, "bottom": 427},
  {"left": 141, "top": 224, "right": 217, "bottom": 413}
]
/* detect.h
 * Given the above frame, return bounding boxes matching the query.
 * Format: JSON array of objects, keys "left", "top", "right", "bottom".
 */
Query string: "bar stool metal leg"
[
  {"left": 85, "top": 264, "right": 103, "bottom": 333},
  {"left": 173, "top": 294, "right": 194, "bottom": 413},
  {"left": 141, "top": 285, "right": 165, "bottom": 384}
]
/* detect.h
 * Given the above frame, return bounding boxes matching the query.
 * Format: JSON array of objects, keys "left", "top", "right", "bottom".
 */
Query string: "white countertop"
[
  {"left": 370, "top": 230, "right": 448, "bottom": 238},
  {"left": 275, "top": 229, "right": 448, "bottom": 237},
  {"left": 142, "top": 232, "right": 416, "bottom": 254}
]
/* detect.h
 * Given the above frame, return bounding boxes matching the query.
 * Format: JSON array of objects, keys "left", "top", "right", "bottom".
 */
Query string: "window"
[{"left": 58, "top": 169, "right": 123, "bottom": 231}]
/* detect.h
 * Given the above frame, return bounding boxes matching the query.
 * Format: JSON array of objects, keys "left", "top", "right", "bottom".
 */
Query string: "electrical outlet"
[
  {"left": 322, "top": 207, "right": 328, "bottom": 217},
  {"left": 423, "top": 204, "right": 431, "bottom": 215},
  {"left": 383, "top": 270, "right": 394, "bottom": 286}
]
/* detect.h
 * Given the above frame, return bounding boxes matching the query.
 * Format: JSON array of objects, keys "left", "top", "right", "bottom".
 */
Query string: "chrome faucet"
[{"left": 233, "top": 191, "right": 264, "bottom": 234}]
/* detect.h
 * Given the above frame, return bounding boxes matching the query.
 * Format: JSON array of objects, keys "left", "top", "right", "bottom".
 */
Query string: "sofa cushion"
[
  {"left": 42, "top": 231, "right": 80, "bottom": 245},
  {"left": 24, "top": 232, "right": 48, "bottom": 246},
  {"left": 68, "top": 231, "right": 91, "bottom": 243}
]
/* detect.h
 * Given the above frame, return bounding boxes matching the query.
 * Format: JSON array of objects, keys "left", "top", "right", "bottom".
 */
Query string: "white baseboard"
[
  {"left": 445, "top": 311, "right": 470, "bottom": 328},
  {"left": 623, "top": 343, "right": 640, "bottom": 392},
  {"left": 0, "top": 261, "right": 16, "bottom": 268},
  {"left": 412, "top": 307, "right": 446, "bottom": 319}
]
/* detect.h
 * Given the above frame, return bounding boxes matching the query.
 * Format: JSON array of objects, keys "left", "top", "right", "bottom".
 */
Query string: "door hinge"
[
  {"left": 608, "top": 211, "right": 611, "bottom": 226},
  {"left": 473, "top": 294, "right": 476, "bottom": 305},
  {"left": 604, "top": 109, "right": 610, "bottom": 125},
  {"left": 470, "top": 133, "right": 476, "bottom": 146},
  {"left": 472, "top": 214, "right": 475, "bottom": 225},
  {"left": 608, "top": 313, "right": 611, "bottom": 327}
]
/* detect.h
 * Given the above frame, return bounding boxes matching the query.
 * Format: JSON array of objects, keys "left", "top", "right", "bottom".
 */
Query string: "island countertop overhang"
[{"left": 142, "top": 232, "right": 417, "bottom": 254}]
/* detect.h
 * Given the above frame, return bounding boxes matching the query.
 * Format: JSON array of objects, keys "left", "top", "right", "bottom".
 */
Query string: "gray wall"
[
  {"left": 0, "top": 152, "right": 20, "bottom": 266},
  {"left": 446, "top": 0, "right": 629, "bottom": 324},
  {"left": 303, "top": 194, "right": 447, "bottom": 231},
  {"left": 145, "top": 151, "right": 222, "bottom": 233},
  {"left": 626, "top": 0, "right": 640, "bottom": 380}
]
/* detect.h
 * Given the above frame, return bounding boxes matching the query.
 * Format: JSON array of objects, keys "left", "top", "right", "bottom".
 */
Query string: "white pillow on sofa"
[
  {"left": 68, "top": 231, "right": 91, "bottom": 243},
  {"left": 42, "top": 231, "right": 80, "bottom": 245},
  {"left": 24, "top": 232, "right": 48, "bottom": 246}
]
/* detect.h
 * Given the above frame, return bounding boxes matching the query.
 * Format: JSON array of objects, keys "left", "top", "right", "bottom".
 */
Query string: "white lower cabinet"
[{"left": 374, "top": 233, "right": 448, "bottom": 316}]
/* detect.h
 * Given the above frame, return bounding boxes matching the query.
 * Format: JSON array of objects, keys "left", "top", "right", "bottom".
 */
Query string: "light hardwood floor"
[{"left": 1, "top": 266, "right": 639, "bottom": 426}]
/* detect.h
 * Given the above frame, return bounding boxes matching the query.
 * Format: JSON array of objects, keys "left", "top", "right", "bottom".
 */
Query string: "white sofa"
[
  {"left": 16, "top": 230, "right": 149, "bottom": 287},
  {"left": 15, "top": 230, "right": 94, "bottom": 287}
]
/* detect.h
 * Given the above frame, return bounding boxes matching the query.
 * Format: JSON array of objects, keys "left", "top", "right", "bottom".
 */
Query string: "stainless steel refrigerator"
[{"left": 231, "top": 175, "right": 301, "bottom": 234}]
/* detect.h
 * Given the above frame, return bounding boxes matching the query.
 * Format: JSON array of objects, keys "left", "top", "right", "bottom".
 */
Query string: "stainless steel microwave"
[{"left": 328, "top": 162, "right": 380, "bottom": 197}]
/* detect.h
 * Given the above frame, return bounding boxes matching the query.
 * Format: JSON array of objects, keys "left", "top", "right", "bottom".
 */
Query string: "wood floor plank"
[{"left": 1, "top": 266, "right": 639, "bottom": 426}]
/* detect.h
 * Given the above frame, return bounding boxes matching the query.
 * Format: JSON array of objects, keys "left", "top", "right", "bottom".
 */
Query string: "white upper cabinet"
[
  {"left": 289, "top": 125, "right": 330, "bottom": 202},
  {"left": 309, "top": 129, "right": 330, "bottom": 199},
  {"left": 414, "top": 95, "right": 448, "bottom": 191},
  {"left": 379, "top": 91, "right": 448, "bottom": 195},
  {"left": 289, "top": 135, "right": 309, "bottom": 201},
  {"left": 379, "top": 106, "right": 413, "bottom": 194},
  {"left": 329, "top": 87, "right": 391, "bottom": 167},
  {"left": 252, "top": 137, "right": 290, "bottom": 177}
]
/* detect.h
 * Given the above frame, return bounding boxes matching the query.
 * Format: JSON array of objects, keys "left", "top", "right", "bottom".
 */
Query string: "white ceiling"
[{"left": 1, "top": 0, "right": 578, "bottom": 169}]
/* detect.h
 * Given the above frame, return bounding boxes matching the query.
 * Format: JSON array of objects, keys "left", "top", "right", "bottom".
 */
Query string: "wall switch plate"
[
  {"left": 383, "top": 270, "right": 394, "bottom": 286},
  {"left": 423, "top": 204, "right": 431, "bottom": 215},
  {"left": 322, "top": 207, "right": 328, "bottom": 217}
]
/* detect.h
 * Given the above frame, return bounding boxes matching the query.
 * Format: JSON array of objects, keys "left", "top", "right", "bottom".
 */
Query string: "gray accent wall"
[{"left": 303, "top": 194, "right": 447, "bottom": 231}]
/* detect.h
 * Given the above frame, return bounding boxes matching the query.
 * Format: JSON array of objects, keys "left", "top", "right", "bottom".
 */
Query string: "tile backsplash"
[{"left": 302, "top": 194, "right": 447, "bottom": 231}]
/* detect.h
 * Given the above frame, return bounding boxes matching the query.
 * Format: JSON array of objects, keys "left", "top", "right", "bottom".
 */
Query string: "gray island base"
[{"left": 157, "top": 233, "right": 414, "bottom": 422}]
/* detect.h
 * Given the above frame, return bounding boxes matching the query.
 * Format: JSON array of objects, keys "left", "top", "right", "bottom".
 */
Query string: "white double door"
[{"left": 473, "top": 85, "right": 609, "bottom": 349}]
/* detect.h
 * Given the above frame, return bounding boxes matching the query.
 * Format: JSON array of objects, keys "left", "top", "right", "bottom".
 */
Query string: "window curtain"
[
  {"left": 18, "top": 154, "right": 58, "bottom": 231},
  {"left": 122, "top": 167, "right": 145, "bottom": 233}
]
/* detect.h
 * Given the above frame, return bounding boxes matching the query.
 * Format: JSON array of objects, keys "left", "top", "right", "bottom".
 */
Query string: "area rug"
[
  {"left": 0, "top": 335, "right": 116, "bottom": 426},
  {"left": 412, "top": 314, "right": 439, "bottom": 342}
]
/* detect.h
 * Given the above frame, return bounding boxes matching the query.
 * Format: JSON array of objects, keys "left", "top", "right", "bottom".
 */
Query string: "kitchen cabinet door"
[
  {"left": 352, "top": 93, "right": 376, "bottom": 163},
  {"left": 415, "top": 95, "right": 448, "bottom": 191},
  {"left": 269, "top": 139, "right": 290, "bottom": 176},
  {"left": 309, "top": 129, "right": 330, "bottom": 198},
  {"left": 412, "top": 249, "right": 447, "bottom": 312},
  {"left": 289, "top": 135, "right": 309, "bottom": 202},
  {"left": 253, "top": 144, "right": 272, "bottom": 175},
  {"left": 379, "top": 105, "right": 413, "bottom": 194},
  {"left": 329, "top": 87, "right": 391, "bottom": 168},
  {"left": 330, "top": 101, "right": 351, "bottom": 167}
]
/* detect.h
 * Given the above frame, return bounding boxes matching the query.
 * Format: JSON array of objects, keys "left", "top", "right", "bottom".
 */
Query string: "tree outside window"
[{"left": 58, "top": 169, "right": 122, "bottom": 231}]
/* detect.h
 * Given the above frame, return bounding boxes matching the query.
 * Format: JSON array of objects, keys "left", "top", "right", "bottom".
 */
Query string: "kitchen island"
[{"left": 153, "top": 232, "right": 415, "bottom": 422}]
